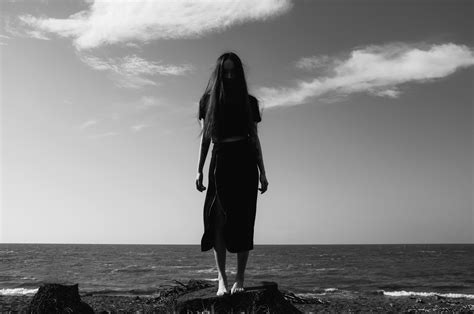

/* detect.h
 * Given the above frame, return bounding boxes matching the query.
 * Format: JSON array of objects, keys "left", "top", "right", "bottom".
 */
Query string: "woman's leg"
[
  {"left": 231, "top": 250, "right": 249, "bottom": 294},
  {"left": 213, "top": 197, "right": 228, "bottom": 296}
]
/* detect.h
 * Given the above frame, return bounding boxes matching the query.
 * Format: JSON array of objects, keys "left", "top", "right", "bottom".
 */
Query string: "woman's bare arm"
[
  {"left": 250, "top": 123, "right": 266, "bottom": 175},
  {"left": 197, "top": 120, "right": 211, "bottom": 174}
]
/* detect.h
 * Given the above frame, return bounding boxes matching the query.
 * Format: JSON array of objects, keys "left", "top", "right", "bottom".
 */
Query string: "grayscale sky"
[{"left": 1, "top": 0, "right": 473, "bottom": 244}]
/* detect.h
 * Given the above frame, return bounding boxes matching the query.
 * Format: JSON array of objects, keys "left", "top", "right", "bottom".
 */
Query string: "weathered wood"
[
  {"left": 175, "top": 281, "right": 302, "bottom": 314},
  {"left": 27, "top": 283, "right": 94, "bottom": 313}
]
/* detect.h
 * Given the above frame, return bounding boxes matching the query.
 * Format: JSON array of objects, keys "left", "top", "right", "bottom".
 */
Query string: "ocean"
[{"left": 1, "top": 244, "right": 473, "bottom": 300}]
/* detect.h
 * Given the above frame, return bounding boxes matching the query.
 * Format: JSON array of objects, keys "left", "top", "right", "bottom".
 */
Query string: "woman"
[{"left": 195, "top": 52, "right": 268, "bottom": 296}]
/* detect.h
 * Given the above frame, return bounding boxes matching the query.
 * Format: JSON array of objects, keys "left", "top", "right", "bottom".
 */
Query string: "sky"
[{"left": 1, "top": 0, "right": 472, "bottom": 245}]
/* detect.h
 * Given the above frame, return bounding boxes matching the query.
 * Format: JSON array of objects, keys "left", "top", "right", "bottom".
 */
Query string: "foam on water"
[
  {"left": 296, "top": 288, "right": 343, "bottom": 298},
  {"left": 0, "top": 288, "right": 38, "bottom": 296},
  {"left": 295, "top": 292, "right": 326, "bottom": 298},
  {"left": 382, "top": 290, "right": 474, "bottom": 299}
]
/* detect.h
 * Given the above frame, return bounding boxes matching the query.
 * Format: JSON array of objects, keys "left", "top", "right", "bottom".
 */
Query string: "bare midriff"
[{"left": 215, "top": 135, "right": 247, "bottom": 143}]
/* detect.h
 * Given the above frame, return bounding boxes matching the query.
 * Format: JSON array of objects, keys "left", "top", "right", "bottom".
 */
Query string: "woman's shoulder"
[
  {"left": 248, "top": 94, "right": 259, "bottom": 105},
  {"left": 201, "top": 92, "right": 210, "bottom": 102}
]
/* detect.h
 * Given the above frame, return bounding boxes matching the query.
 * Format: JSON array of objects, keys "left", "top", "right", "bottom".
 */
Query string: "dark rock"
[
  {"left": 175, "top": 281, "right": 302, "bottom": 314},
  {"left": 27, "top": 283, "right": 94, "bottom": 313}
]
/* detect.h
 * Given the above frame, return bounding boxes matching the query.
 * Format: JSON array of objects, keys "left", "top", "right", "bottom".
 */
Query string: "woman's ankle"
[{"left": 235, "top": 274, "right": 244, "bottom": 282}]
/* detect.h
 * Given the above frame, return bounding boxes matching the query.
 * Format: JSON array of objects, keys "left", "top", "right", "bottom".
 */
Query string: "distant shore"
[{"left": 2, "top": 291, "right": 474, "bottom": 313}]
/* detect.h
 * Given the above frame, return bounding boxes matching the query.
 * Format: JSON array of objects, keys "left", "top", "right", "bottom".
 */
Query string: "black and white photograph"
[{"left": 1, "top": 0, "right": 473, "bottom": 312}]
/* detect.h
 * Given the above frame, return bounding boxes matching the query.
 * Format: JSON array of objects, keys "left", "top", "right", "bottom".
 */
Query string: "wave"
[
  {"left": 382, "top": 290, "right": 474, "bottom": 299},
  {"left": 195, "top": 268, "right": 237, "bottom": 275},
  {"left": 0, "top": 288, "right": 38, "bottom": 296},
  {"left": 110, "top": 264, "right": 155, "bottom": 273},
  {"left": 324, "top": 288, "right": 338, "bottom": 292},
  {"left": 0, "top": 250, "right": 16, "bottom": 255},
  {"left": 308, "top": 287, "right": 340, "bottom": 295},
  {"left": 314, "top": 268, "right": 340, "bottom": 271},
  {"left": 295, "top": 292, "right": 324, "bottom": 298},
  {"left": 195, "top": 268, "right": 216, "bottom": 274},
  {"left": 296, "top": 288, "right": 341, "bottom": 297}
]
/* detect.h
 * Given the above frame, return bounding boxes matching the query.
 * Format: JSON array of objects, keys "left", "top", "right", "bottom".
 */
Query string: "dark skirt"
[{"left": 200, "top": 137, "right": 259, "bottom": 253}]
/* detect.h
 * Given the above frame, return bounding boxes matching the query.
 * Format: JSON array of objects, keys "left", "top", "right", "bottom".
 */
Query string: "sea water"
[{"left": 1, "top": 244, "right": 473, "bottom": 299}]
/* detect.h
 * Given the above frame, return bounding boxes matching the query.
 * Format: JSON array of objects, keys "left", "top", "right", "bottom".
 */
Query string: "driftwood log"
[
  {"left": 27, "top": 283, "right": 94, "bottom": 313},
  {"left": 175, "top": 281, "right": 302, "bottom": 314}
]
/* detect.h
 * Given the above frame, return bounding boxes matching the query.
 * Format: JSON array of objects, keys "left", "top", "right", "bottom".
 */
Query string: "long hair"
[{"left": 198, "top": 52, "right": 256, "bottom": 142}]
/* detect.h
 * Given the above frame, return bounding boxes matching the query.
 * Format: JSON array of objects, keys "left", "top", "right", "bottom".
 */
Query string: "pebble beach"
[{"left": 2, "top": 287, "right": 474, "bottom": 313}]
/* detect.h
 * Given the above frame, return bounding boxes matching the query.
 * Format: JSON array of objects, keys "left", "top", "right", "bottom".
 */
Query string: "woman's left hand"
[{"left": 258, "top": 172, "right": 268, "bottom": 194}]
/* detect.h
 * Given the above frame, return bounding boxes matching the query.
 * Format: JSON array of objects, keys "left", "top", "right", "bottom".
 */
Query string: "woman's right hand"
[{"left": 196, "top": 172, "right": 206, "bottom": 192}]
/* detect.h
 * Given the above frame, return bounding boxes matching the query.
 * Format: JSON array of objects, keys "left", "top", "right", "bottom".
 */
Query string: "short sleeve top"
[{"left": 199, "top": 93, "right": 261, "bottom": 123}]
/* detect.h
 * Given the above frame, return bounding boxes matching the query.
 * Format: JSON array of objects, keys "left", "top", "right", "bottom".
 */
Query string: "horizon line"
[{"left": 1, "top": 242, "right": 472, "bottom": 246}]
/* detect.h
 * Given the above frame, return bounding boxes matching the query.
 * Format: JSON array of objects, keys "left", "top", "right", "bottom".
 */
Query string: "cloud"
[
  {"left": 0, "top": 34, "right": 12, "bottom": 45},
  {"left": 294, "top": 55, "right": 333, "bottom": 71},
  {"left": 79, "top": 118, "right": 99, "bottom": 130},
  {"left": 130, "top": 123, "right": 150, "bottom": 132},
  {"left": 135, "top": 96, "right": 168, "bottom": 110},
  {"left": 17, "top": 0, "right": 293, "bottom": 50},
  {"left": 24, "top": 29, "right": 50, "bottom": 40},
  {"left": 78, "top": 54, "right": 193, "bottom": 89},
  {"left": 3, "top": 14, "right": 51, "bottom": 40},
  {"left": 87, "top": 131, "right": 119, "bottom": 139},
  {"left": 259, "top": 43, "right": 474, "bottom": 108},
  {"left": 75, "top": 95, "right": 182, "bottom": 137}
]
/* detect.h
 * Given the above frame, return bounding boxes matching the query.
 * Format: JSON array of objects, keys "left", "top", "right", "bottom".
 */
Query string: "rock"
[
  {"left": 415, "top": 298, "right": 423, "bottom": 303},
  {"left": 27, "top": 283, "right": 94, "bottom": 313},
  {"left": 175, "top": 281, "right": 301, "bottom": 314}
]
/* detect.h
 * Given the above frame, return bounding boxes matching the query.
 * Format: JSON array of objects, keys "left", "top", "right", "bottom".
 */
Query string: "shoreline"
[{"left": 2, "top": 291, "right": 474, "bottom": 313}]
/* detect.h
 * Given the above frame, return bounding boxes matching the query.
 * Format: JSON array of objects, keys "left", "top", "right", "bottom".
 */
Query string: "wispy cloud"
[
  {"left": 0, "top": 34, "right": 12, "bottom": 45},
  {"left": 135, "top": 96, "right": 168, "bottom": 110},
  {"left": 75, "top": 95, "right": 183, "bottom": 138},
  {"left": 78, "top": 54, "right": 193, "bottom": 89},
  {"left": 294, "top": 55, "right": 332, "bottom": 71},
  {"left": 3, "top": 14, "right": 51, "bottom": 41},
  {"left": 259, "top": 42, "right": 474, "bottom": 108},
  {"left": 87, "top": 131, "right": 119, "bottom": 139},
  {"left": 25, "top": 29, "right": 50, "bottom": 40},
  {"left": 79, "top": 118, "right": 99, "bottom": 130},
  {"left": 16, "top": 0, "right": 293, "bottom": 50},
  {"left": 130, "top": 123, "right": 150, "bottom": 132}
]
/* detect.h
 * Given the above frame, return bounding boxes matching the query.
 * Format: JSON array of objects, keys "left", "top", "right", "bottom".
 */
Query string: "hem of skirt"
[
  {"left": 201, "top": 242, "right": 254, "bottom": 253},
  {"left": 226, "top": 245, "right": 254, "bottom": 253}
]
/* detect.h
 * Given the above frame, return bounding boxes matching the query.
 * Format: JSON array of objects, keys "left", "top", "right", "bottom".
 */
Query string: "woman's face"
[{"left": 223, "top": 59, "right": 235, "bottom": 80}]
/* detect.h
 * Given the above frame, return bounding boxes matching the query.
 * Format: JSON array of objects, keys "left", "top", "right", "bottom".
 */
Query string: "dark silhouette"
[{"left": 195, "top": 51, "right": 268, "bottom": 296}]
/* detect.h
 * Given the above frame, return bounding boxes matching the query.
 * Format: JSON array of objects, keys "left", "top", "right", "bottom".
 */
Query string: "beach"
[{"left": 2, "top": 290, "right": 474, "bottom": 313}]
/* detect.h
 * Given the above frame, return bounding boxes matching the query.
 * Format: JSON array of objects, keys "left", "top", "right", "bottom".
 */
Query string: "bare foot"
[
  {"left": 216, "top": 275, "right": 228, "bottom": 296},
  {"left": 231, "top": 277, "right": 245, "bottom": 295}
]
